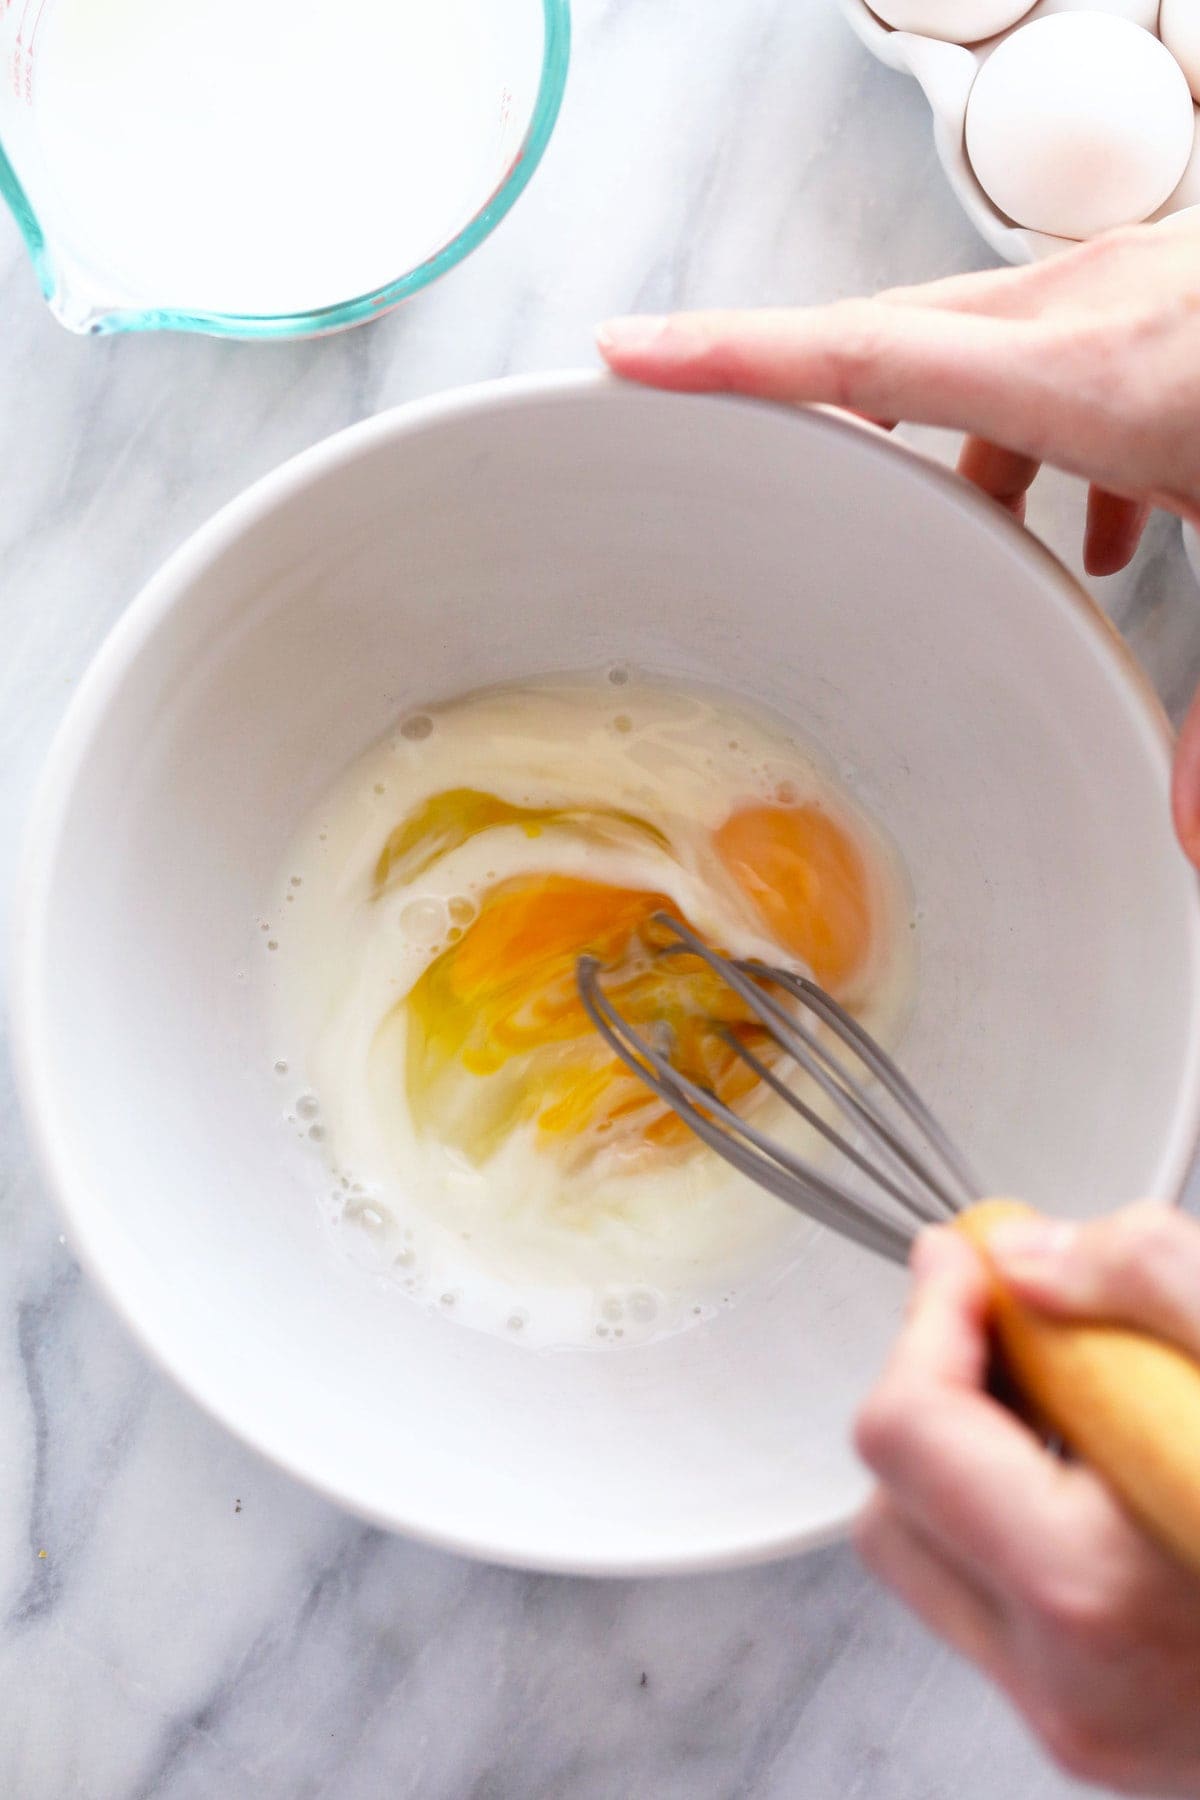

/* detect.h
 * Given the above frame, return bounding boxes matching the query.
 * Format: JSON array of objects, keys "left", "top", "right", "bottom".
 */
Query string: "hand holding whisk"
[{"left": 578, "top": 914, "right": 1200, "bottom": 1578}]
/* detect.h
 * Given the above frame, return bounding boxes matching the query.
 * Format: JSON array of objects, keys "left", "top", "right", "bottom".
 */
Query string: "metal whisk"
[{"left": 576, "top": 913, "right": 982, "bottom": 1266}]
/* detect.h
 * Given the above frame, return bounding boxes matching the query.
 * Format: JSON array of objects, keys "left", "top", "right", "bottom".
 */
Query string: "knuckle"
[
  {"left": 852, "top": 1381, "right": 911, "bottom": 1473},
  {"left": 1108, "top": 357, "right": 1171, "bottom": 432},
  {"left": 670, "top": 329, "right": 743, "bottom": 390},
  {"left": 1086, "top": 223, "right": 1143, "bottom": 262},
  {"left": 1101, "top": 1204, "right": 1186, "bottom": 1304},
  {"left": 1055, "top": 224, "right": 1143, "bottom": 284},
  {"left": 1115, "top": 1200, "right": 1180, "bottom": 1261},
  {"left": 1024, "top": 1569, "right": 1126, "bottom": 1657},
  {"left": 822, "top": 301, "right": 889, "bottom": 407},
  {"left": 1026, "top": 1569, "right": 1088, "bottom": 1630},
  {"left": 1035, "top": 1710, "right": 1107, "bottom": 1784},
  {"left": 850, "top": 1502, "right": 885, "bottom": 1566},
  {"left": 1087, "top": 314, "right": 1196, "bottom": 442},
  {"left": 1056, "top": 325, "right": 1137, "bottom": 403}
]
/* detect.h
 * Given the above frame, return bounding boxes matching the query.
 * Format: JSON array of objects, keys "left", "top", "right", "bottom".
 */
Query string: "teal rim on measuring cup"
[{"left": 0, "top": 0, "right": 570, "bottom": 339}]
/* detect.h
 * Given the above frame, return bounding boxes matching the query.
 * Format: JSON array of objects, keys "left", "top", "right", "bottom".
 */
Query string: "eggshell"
[
  {"left": 866, "top": 0, "right": 1035, "bottom": 41},
  {"left": 1028, "top": 0, "right": 1159, "bottom": 26},
  {"left": 1161, "top": 0, "right": 1200, "bottom": 106},
  {"left": 1151, "top": 112, "right": 1200, "bottom": 220},
  {"left": 965, "top": 13, "right": 1196, "bottom": 239}
]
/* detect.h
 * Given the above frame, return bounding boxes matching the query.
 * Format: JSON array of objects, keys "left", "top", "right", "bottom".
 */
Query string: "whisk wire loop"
[
  {"left": 655, "top": 916, "right": 966, "bottom": 1220},
  {"left": 575, "top": 912, "right": 983, "bottom": 1265},
  {"left": 762, "top": 963, "right": 979, "bottom": 1206},
  {"left": 575, "top": 955, "right": 915, "bottom": 1264}
]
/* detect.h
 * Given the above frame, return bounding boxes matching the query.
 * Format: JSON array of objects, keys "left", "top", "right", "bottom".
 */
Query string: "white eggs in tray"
[
  {"left": 867, "top": 0, "right": 1036, "bottom": 40},
  {"left": 839, "top": 0, "right": 1200, "bottom": 263},
  {"left": 1161, "top": 0, "right": 1200, "bottom": 105}
]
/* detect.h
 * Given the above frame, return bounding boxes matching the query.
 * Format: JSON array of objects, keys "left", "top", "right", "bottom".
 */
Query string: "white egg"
[
  {"left": 867, "top": 0, "right": 1035, "bottom": 41},
  {"left": 1162, "top": 0, "right": 1200, "bottom": 106},
  {"left": 1029, "top": 0, "right": 1159, "bottom": 28},
  {"left": 1150, "top": 120, "right": 1200, "bottom": 222},
  {"left": 965, "top": 13, "right": 1195, "bottom": 239}
]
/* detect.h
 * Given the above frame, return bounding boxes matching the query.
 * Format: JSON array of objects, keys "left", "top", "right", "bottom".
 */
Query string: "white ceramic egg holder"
[{"left": 838, "top": 0, "right": 1200, "bottom": 263}]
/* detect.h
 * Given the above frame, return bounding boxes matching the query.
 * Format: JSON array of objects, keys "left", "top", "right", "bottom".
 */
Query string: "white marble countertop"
[{"left": 2, "top": 3, "right": 1198, "bottom": 1795}]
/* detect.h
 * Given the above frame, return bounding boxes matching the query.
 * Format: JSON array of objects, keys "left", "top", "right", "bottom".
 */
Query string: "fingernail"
[
  {"left": 596, "top": 315, "right": 670, "bottom": 355},
  {"left": 987, "top": 1218, "right": 1078, "bottom": 1274}
]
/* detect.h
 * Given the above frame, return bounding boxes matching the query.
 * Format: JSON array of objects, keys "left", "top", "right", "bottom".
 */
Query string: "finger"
[
  {"left": 893, "top": 1226, "right": 992, "bottom": 1390},
  {"left": 875, "top": 261, "right": 1057, "bottom": 320},
  {"left": 985, "top": 1202, "right": 1200, "bottom": 1356},
  {"left": 854, "top": 1491, "right": 1005, "bottom": 1670},
  {"left": 874, "top": 222, "right": 1171, "bottom": 321},
  {"left": 1173, "top": 680, "right": 1200, "bottom": 870},
  {"left": 597, "top": 306, "right": 1070, "bottom": 468},
  {"left": 858, "top": 1380, "right": 1093, "bottom": 1596},
  {"left": 1083, "top": 487, "right": 1151, "bottom": 577},
  {"left": 857, "top": 1232, "right": 1087, "bottom": 1591},
  {"left": 957, "top": 437, "right": 1042, "bottom": 516}
]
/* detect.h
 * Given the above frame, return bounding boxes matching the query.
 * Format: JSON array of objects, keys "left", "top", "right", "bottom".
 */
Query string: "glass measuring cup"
[{"left": 0, "top": 0, "right": 569, "bottom": 339}]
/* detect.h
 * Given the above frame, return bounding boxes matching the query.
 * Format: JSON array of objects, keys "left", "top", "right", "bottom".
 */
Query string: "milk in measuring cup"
[{"left": 23, "top": 0, "right": 540, "bottom": 317}]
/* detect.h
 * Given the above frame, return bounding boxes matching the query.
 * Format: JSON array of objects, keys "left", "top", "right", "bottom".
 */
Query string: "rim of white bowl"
[{"left": 12, "top": 371, "right": 1200, "bottom": 1575}]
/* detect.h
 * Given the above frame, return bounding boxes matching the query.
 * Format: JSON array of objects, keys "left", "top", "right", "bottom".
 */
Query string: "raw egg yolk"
[
  {"left": 402, "top": 875, "right": 773, "bottom": 1166},
  {"left": 712, "top": 802, "right": 873, "bottom": 990}
]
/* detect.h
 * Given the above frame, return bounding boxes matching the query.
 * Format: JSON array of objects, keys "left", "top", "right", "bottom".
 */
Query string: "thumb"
[{"left": 984, "top": 1201, "right": 1200, "bottom": 1359}]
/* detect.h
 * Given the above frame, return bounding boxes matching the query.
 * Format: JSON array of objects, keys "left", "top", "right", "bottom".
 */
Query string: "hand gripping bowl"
[{"left": 13, "top": 375, "right": 1200, "bottom": 1574}]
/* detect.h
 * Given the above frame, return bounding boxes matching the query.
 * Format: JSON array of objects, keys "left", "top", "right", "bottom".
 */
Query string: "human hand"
[
  {"left": 597, "top": 212, "right": 1200, "bottom": 863},
  {"left": 853, "top": 1203, "right": 1200, "bottom": 1796}
]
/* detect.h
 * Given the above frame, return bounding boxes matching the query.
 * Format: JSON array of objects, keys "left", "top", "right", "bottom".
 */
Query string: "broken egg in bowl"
[{"left": 270, "top": 673, "right": 914, "bottom": 1350}]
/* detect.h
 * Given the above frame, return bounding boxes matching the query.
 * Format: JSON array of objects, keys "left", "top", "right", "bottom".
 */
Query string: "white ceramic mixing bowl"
[{"left": 13, "top": 375, "right": 1200, "bottom": 1573}]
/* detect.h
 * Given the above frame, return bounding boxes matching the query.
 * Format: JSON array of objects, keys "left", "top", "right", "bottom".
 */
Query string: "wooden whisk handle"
[{"left": 955, "top": 1199, "right": 1200, "bottom": 1579}]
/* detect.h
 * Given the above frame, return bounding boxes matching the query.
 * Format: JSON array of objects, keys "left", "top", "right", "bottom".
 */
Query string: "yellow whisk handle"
[{"left": 955, "top": 1198, "right": 1200, "bottom": 1579}]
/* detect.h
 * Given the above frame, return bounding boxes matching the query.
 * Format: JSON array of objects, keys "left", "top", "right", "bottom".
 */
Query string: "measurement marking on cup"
[
  {"left": 11, "top": 0, "right": 45, "bottom": 104},
  {"left": 26, "top": 0, "right": 47, "bottom": 54}
]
